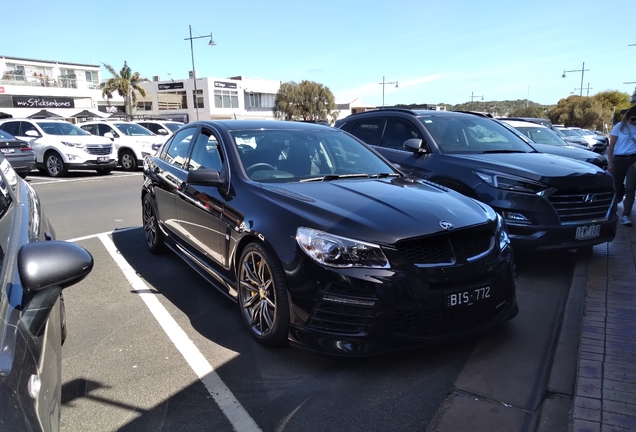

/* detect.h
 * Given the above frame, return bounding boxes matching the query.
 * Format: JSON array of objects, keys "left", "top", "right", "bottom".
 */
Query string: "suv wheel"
[
  {"left": 45, "top": 151, "right": 67, "bottom": 177},
  {"left": 120, "top": 150, "right": 138, "bottom": 171}
]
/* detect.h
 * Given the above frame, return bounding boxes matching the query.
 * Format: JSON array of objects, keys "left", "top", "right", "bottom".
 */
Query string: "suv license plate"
[
  {"left": 575, "top": 225, "right": 600, "bottom": 240},
  {"left": 97, "top": 156, "right": 109, "bottom": 163},
  {"left": 446, "top": 286, "right": 491, "bottom": 308}
]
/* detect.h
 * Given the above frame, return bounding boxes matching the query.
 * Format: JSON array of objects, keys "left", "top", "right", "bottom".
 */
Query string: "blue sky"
[{"left": 2, "top": 0, "right": 634, "bottom": 107}]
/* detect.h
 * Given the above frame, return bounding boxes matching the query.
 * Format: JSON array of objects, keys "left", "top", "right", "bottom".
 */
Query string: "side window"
[
  {"left": 381, "top": 118, "right": 422, "bottom": 149},
  {"left": 188, "top": 128, "right": 223, "bottom": 171},
  {"left": 20, "top": 122, "right": 39, "bottom": 136},
  {"left": 0, "top": 122, "right": 20, "bottom": 136},
  {"left": 146, "top": 123, "right": 161, "bottom": 134},
  {"left": 348, "top": 118, "right": 383, "bottom": 145},
  {"left": 162, "top": 127, "right": 197, "bottom": 169},
  {"left": 82, "top": 124, "right": 97, "bottom": 135}
]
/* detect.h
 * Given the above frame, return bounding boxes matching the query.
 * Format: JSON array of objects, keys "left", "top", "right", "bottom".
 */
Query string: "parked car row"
[{"left": 0, "top": 118, "right": 184, "bottom": 177}]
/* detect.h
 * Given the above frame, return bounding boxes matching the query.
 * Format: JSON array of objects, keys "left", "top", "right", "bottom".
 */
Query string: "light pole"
[
  {"left": 562, "top": 62, "right": 589, "bottom": 97},
  {"left": 185, "top": 25, "right": 216, "bottom": 121},
  {"left": 378, "top": 76, "right": 398, "bottom": 107},
  {"left": 469, "top": 92, "right": 483, "bottom": 110}
]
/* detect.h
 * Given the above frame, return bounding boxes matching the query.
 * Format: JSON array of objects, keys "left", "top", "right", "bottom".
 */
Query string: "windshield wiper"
[
  {"left": 368, "top": 173, "right": 400, "bottom": 178},
  {"left": 301, "top": 174, "right": 376, "bottom": 182},
  {"left": 480, "top": 149, "right": 529, "bottom": 154}
]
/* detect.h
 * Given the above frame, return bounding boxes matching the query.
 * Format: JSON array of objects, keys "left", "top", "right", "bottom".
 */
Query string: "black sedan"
[
  {"left": 0, "top": 155, "right": 93, "bottom": 430},
  {"left": 0, "top": 129, "right": 36, "bottom": 178},
  {"left": 141, "top": 120, "right": 518, "bottom": 355}
]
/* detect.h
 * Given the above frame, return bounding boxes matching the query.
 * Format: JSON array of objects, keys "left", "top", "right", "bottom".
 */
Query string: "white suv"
[
  {"left": 79, "top": 121, "right": 166, "bottom": 171},
  {"left": 0, "top": 119, "right": 117, "bottom": 177},
  {"left": 133, "top": 120, "right": 184, "bottom": 138}
]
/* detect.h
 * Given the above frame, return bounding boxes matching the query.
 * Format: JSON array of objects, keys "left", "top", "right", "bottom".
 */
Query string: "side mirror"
[
  {"left": 25, "top": 130, "right": 40, "bottom": 138},
  {"left": 403, "top": 138, "right": 425, "bottom": 153},
  {"left": 103, "top": 132, "right": 114, "bottom": 139},
  {"left": 18, "top": 241, "right": 93, "bottom": 336},
  {"left": 186, "top": 168, "right": 223, "bottom": 187},
  {"left": 157, "top": 129, "right": 168, "bottom": 135}
]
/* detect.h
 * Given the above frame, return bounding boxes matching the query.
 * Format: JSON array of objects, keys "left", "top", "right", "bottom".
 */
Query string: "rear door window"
[
  {"left": 348, "top": 118, "right": 384, "bottom": 145},
  {"left": 380, "top": 118, "right": 422, "bottom": 149}
]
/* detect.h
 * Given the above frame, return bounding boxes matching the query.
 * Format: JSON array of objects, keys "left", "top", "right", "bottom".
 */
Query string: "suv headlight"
[
  {"left": 496, "top": 214, "right": 510, "bottom": 251},
  {"left": 296, "top": 227, "right": 389, "bottom": 268},
  {"left": 61, "top": 141, "right": 86, "bottom": 149},
  {"left": 475, "top": 170, "right": 548, "bottom": 194}
]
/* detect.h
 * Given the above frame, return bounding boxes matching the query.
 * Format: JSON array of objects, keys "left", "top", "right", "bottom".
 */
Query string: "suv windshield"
[
  {"left": 416, "top": 115, "right": 533, "bottom": 153},
  {"left": 36, "top": 122, "right": 90, "bottom": 136},
  {"left": 513, "top": 126, "right": 568, "bottom": 147},
  {"left": 114, "top": 123, "right": 155, "bottom": 136}
]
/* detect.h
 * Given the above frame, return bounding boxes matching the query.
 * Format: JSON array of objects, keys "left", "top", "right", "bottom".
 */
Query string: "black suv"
[{"left": 337, "top": 109, "right": 617, "bottom": 252}]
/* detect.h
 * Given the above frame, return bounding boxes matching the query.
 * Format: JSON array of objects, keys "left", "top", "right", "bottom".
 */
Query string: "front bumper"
[
  {"left": 283, "top": 242, "right": 517, "bottom": 356},
  {"left": 65, "top": 159, "right": 118, "bottom": 170}
]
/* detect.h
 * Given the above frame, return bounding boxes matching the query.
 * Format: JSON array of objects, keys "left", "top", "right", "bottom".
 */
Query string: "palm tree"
[{"left": 101, "top": 61, "right": 148, "bottom": 117}]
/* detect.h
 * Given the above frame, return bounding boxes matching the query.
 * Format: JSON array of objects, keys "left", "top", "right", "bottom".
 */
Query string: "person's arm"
[{"left": 607, "top": 134, "right": 618, "bottom": 173}]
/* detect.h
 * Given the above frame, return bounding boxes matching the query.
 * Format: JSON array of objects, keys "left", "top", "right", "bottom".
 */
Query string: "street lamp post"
[
  {"left": 378, "top": 76, "right": 398, "bottom": 107},
  {"left": 184, "top": 25, "right": 216, "bottom": 121},
  {"left": 469, "top": 92, "right": 483, "bottom": 111},
  {"left": 562, "top": 62, "right": 589, "bottom": 97}
]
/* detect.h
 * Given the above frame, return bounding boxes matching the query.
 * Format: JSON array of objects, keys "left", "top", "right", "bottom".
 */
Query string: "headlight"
[
  {"left": 496, "top": 214, "right": 510, "bottom": 251},
  {"left": 475, "top": 170, "right": 548, "bottom": 194},
  {"left": 296, "top": 227, "right": 389, "bottom": 268},
  {"left": 61, "top": 141, "right": 86, "bottom": 149}
]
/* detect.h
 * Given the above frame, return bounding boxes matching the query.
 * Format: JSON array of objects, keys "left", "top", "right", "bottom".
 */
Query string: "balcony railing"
[{"left": 0, "top": 77, "right": 95, "bottom": 90}]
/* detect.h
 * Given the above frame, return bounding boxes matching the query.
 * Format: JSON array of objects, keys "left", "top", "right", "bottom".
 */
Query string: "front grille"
[
  {"left": 548, "top": 190, "right": 614, "bottom": 223},
  {"left": 397, "top": 229, "right": 494, "bottom": 265},
  {"left": 307, "top": 301, "right": 375, "bottom": 335},
  {"left": 86, "top": 145, "right": 112, "bottom": 156},
  {"left": 392, "top": 290, "right": 509, "bottom": 339}
]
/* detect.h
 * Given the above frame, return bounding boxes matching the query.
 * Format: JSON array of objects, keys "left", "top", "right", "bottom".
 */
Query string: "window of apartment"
[
  {"left": 192, "top": 90, "right": 204, "bottom": 109},
  {"left": 214, "top": 90, "right": 238, "bottom": 109},
  {"left": 137, "top": 101, "right": 153, "bottom": 111},
  {"left": 59, "top": 69, "right": 77, "bottom": 88},
  {"left": 158, "top": 91, "right": 187, "bottom": 110},
  {"left": 246, "top": 93, "right": 275, "bottom": 109},
  {"left": 85, "top": 71, "right": 100, "bottom": 89},
  {"left": 3, "top": 64, "right": 25, "bottom": 81}
]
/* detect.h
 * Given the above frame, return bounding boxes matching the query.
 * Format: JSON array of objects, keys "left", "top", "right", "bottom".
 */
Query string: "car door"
[
  {"left": 151, "top": 126, "right": 199, "bottom": 239},
  {"left": 174, "top": 126, "right": 228, "bottom": 270},
  {"left": 1, "top": 121, "right": 44, "bottom": 161}
]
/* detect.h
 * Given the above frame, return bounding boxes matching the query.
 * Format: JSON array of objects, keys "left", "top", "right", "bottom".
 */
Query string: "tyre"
[
  {"left": 60, "top": 293, "right": 67, "bottom": 345},
  {"left": 237, "top": 242, "right": 290, "bottom": 347},
  {"left": 96, "top": 167, "right": 113, "bottom": 175},
  {"left": 120, "top": 150, "right": 138, "bottom": 171},
  {"left": 44, "top": 151, "right": 67, "bottom": 177},
  {"left": 142, "top": 194, "right": 166, "bottom": 254}
]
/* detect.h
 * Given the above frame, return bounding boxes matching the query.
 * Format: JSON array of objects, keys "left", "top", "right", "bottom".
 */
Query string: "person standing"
[{"left": 607, "top": 105, "right": 636, "bottom": 226}]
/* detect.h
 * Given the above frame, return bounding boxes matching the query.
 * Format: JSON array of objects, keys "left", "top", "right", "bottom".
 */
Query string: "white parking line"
[
  {"left": 97, "top": 233, "right": 262, "bottom": 432},
  {"left": 29, "top": 171, "right": 142, "bottom": 185}
]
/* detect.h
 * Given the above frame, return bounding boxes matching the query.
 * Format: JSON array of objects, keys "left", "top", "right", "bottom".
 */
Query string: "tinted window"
[
  {"left": 113, "top": 123, "right": 154, "bottom": 136},
  {"left": 162, "top": 127, "right": 197, "bottom": 169},
  {"left": 143, "top": 123, "right": 161, "bottom": 134},
  {"left": 97, "top": 124, "right": 115, "bottom": 136},
  {"left": 348, "top": 118, "right": 383, "bottom": 145},
  {"left": 514, "top": 127, "right": 565, "bottom": 146},
  {"left": 81, "top": 124, "right": 98, "bottom": 135},
  {"left": 380, "top": 118, "right": 422, "bottom": 149},
  {"left": 0, "top": 122, "right": 20, "bottom": 136},
  {"left": 188, "top": 129, "right": 223, "bottom": 172}
]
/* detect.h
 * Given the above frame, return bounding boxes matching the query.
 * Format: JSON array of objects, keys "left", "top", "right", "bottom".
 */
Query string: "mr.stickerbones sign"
[{"left": 13, "top": 96, "right": 75, "bottom": 109}]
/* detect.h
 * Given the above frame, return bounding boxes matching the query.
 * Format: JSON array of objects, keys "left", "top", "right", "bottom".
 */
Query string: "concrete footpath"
[{"left": 570, "top": 221, "right": 636, "bottom": 432}]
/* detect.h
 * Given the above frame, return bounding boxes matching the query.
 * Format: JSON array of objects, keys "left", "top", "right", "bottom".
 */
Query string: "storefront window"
[{"left": 214, "top": 90, "right": 238, "bottom": 109}]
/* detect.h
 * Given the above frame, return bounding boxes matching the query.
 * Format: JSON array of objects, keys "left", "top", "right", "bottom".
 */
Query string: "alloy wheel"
[
  {"left": 142, "top": 195, "right": 164, "bottom": 253},
  {"left": 239, "top": 250, "right": 277, "bottom": 337},
  {"left": 46, "top": 154, "right": 63, "bottom": 177},
  {"left": 121, "top": 151, "right": 137, "bottom": 171}
]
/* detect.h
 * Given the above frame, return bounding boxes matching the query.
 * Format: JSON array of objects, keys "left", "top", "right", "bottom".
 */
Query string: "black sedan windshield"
[
  {"left": 230, "top": 129, "right": 398, "bottom": 182},
  {"left": 416, "top": 115, "right": 533, "bottom": 154}
]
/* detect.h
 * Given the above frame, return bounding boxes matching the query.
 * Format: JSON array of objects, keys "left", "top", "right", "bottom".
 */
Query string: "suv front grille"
[
  {"left": 86, "top": 145, "right": 112, "bottom": 156},
  {"left": 307, "top": 301, "right": 376, "bottom": 335},
  {"left": 396, "top": 228, "right": 494, "bottom": 265},
  {"left": 548, "top": 190, "right": 614, "bottom": 223}
]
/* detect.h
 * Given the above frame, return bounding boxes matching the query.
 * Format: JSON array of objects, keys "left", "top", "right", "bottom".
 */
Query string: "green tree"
[
  {"left": 508, "top": 106, "right": 547, "bottom": 118},
  {"left": 591, "top": 90, "right": 632, "bottom": 125},
  {"left": 547, "top": 96, "right": 605, "bottom": 129},
  {"left": 101, "top": 61, "right": 148, "bottom": 116},
  {"left": 275, "top": 80, "right": 338, "bottom": 123}
]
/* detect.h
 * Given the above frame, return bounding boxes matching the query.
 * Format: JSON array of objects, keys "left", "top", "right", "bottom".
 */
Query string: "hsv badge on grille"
[
  {"left": 583, "top": 194, "right": 596, "bottom": 203},
  {"left": 439, "top": 220, "right": 454, "bottom": 230}
]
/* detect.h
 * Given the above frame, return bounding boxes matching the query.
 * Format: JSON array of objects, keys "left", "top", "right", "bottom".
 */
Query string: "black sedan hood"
[
  {"left": 529, "top": 143, "right": 606, "bottom": 166},
  {"left": 449, "top": 152, "right": 612, "bottom": 188},
  {"left": 261, "top": 177, "right": 493, "bottom": 245}
]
